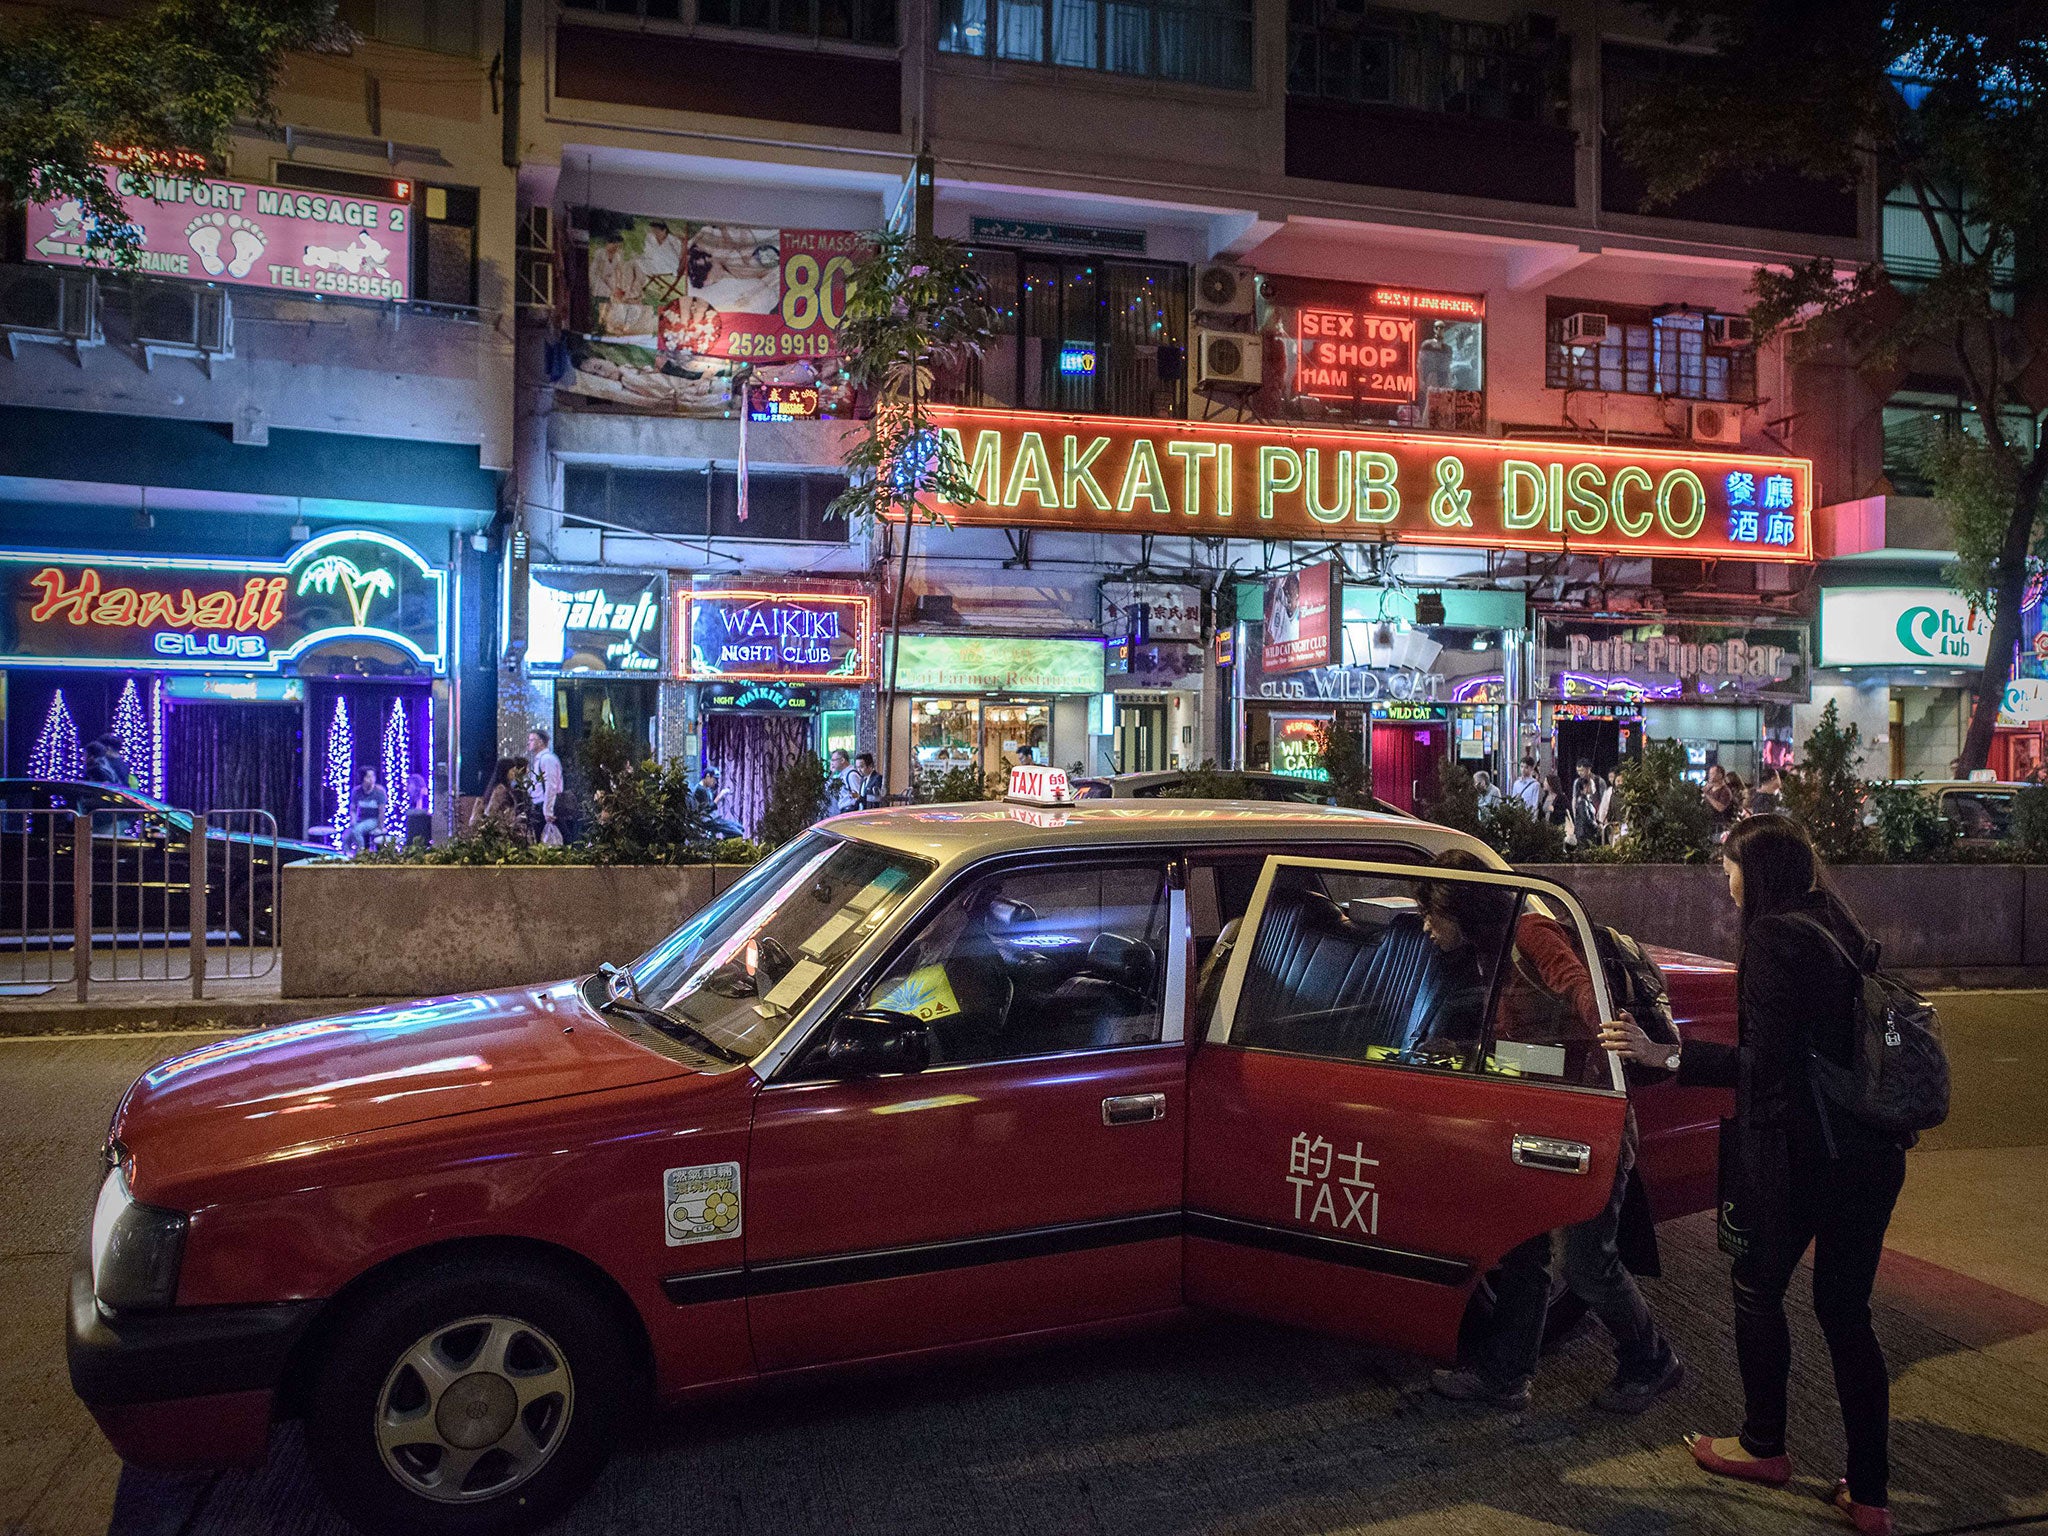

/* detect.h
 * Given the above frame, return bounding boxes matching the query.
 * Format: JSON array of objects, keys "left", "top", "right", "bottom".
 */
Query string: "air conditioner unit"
[
  {"left": 1707, "top": 313, "right": 1755, "bottom": 347},
  {"left": 1193, "top": 262, "right": 1256, "bottom": 317},
  {"left": 1559, "top": 310, "right": 1608, "bottom": 344},
  {"left": 0, "top": 266, "right": 100, "bottom": 347},
  {"left": 1196, "top": 328, "right": 1262, "bottom": 389},
  {"left": 519, "top": 204, "right": 554, "bottom": 253},
  {"left": 132, "top": 281, "right": 231, "bottom": 357},
  {"left": 1689, "top": 401, "right": 1743, "bottom": 445}
]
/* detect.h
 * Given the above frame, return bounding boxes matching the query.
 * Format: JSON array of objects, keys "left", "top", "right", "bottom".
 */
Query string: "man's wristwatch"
[{"left": 1663, "top": 1048, "right": 1683, "bottom": 1073}]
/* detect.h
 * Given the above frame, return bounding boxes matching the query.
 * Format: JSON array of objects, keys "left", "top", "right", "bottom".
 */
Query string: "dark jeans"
[
  {"left": 1734, "top": 1136, "right": 1906, "bottom": 1507},
  {"left": 1482, "top": 1154, "right": 1666, "bottom": 1385}
]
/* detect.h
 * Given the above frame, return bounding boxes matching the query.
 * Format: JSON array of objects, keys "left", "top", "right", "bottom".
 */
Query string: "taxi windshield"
[{"left": 619, "top": 833, "right": 933, "bottom": 1063}]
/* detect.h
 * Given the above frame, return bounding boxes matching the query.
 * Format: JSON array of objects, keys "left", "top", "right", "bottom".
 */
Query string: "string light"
[
  {"left": 111, "top": 679, "right": 146, "bottom": 784},
  {"left": 325, "top": 698, "right": 353, "bottom": 850},
  {"left": 149, "top": 676, "right": 166, "bottom": 798},
  {"left": 381, "top": 699, "right": 409, "bottom": 839},
  {"left": 29, "top": 690, "right": 84, "bottom": 781}
]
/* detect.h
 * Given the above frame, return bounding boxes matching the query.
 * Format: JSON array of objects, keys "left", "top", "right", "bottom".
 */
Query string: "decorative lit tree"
[
  {"left": 28, "top": 690, "right": 83, "bottom": 781},
  {"left": 110, "top": 678, "right": 146, "bottom": 788},
  {"left": 381, "top": 699, "right": 410, "bottom": 839},
  {"left": 828, "top": 229, "right": 995, "bottom": 789},
  {"left": 324, "top": 698, "right": 353, "bottom": 850}
]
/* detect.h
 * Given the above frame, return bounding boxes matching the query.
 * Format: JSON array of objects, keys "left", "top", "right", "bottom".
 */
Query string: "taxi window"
[
  {"left": 1943, "top": 791, "right": 2012, "bottom": 840},
  {"left": 857, "top": 860, "right": 1170, "bottom": 1066},
  {"left": 1225, "top": 862, "right": 1610, "bottom": 1087}
]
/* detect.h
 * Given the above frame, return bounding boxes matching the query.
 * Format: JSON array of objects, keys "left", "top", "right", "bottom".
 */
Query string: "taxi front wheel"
[{"left": 303, "top": 1256, "right": 631, "bottom": 1536}]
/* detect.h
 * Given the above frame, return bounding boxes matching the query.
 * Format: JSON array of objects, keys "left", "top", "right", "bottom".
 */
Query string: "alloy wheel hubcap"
[{"left": 374, "top": 1314, "right": 574, "bottom": 1503}]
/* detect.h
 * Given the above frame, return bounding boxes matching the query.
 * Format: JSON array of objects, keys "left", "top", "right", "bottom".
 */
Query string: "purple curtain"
[
  {"left": 702, "top": 712, "right": 815, "bottom": 838},
  {"left": 164, "top": 701, "right": 306, "bottom": 837}
]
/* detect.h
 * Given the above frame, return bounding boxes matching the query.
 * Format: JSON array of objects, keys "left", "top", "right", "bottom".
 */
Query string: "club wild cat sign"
[{"left": 910, "top": 408, "right": 1814, "bottom": 561}]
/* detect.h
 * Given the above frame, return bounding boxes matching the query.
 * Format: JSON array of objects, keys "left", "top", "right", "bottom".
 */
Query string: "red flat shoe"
[
  {"left": 1831, "top": 1479, "right": 1894, "bottom": 1535},
  {"left": 1685, "top": 1432, "right": 1792, "bottom": 1487}
]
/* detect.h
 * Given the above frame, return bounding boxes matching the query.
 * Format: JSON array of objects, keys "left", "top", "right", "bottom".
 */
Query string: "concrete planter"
[
  {"left": 1522, "top": 861, "right": 2042, "bottom": 972},
  {"left": 282, "top": 862, "right": 745, "bottom": 998}
]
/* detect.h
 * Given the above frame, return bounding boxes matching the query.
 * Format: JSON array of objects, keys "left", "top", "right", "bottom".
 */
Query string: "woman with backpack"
[{"left": 1602, "top": 816, "right": 1910, "bottom": 1534}]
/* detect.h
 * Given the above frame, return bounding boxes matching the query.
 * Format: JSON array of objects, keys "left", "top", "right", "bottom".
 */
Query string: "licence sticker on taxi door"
[{"left": 665, "top": 1162, "right": 743, "bottom": 1246}]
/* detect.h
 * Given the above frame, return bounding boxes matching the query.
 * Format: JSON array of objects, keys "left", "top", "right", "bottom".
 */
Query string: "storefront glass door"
[{"left": 984, "top": 701, "right": 1050, "bottom": 773}]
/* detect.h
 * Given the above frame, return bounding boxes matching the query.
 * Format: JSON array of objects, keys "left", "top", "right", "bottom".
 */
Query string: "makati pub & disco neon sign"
[
  {"left": 0, "top": 531, "right": 449, "bottom": 672},
  {"left": 913, "top": 408, "right": 1814, "bottom": 561}
]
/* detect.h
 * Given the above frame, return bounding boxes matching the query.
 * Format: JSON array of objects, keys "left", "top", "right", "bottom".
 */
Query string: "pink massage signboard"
[{"left": 27, "top": 167, "right": 413, "bottom": 302}]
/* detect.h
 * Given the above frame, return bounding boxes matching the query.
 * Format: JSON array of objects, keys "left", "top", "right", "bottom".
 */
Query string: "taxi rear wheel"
[{"left": 303, "top": 1257, "right": 629, "bottom": 1536}]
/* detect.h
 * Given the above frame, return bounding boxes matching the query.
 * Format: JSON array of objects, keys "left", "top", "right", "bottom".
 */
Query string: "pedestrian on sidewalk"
[
  {"left": 1424, "top": 850, "right": 1683, "bottom": 1415},
  {"left": 1603, "top": 816, "right": 1907, "bottom": 1535}
]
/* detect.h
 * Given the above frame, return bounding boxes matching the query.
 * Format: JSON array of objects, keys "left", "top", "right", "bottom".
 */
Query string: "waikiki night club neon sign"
[{"left": 0, "top": 530, "right": 449, "bottom": 673}]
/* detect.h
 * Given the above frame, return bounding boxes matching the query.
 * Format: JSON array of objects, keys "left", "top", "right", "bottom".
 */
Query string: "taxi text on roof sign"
[
  {"left": 908, "top": 408, "right": 1815, "bottom": 562},
  {"left": 1006, "top": 765, "right": 1076, "bottom": 805}
]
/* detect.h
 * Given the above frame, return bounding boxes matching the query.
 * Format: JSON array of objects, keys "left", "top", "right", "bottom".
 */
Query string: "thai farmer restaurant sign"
[
  {"left": 683, "top": 592, "right": 871, "bottom": 681},
  {"left": 915, "top": 408, "right": 1814, "bottom": 561},
  {"left": 29, "top": 168, "right": 412, "bottom": 299},
  {"left": 0, "top": 531, "right": 448, "bottom": 672}
]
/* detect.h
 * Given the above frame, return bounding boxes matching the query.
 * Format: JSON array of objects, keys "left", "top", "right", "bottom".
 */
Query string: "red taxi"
[{"left": 71, "top": 779, "right": 1735, "bottom": 1533}]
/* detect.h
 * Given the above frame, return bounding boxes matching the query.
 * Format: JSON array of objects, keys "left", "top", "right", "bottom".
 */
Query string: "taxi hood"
[{"left": 113, "top": 982, "right": 700, "bottom": 1200}]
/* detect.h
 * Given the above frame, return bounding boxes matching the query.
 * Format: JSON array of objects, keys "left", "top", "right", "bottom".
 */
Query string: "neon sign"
[
  {"left": 528, "top": 568, "right": 665, "bottom": 675},
  {"left": 0, "top": 530, "right": 448, "bottom": 673},
  {"left": 912, "top": 407, "right": 1815, "bottom": 561},
  {"left": 682, "top": 592, "right": 872, "bottom": 681}
]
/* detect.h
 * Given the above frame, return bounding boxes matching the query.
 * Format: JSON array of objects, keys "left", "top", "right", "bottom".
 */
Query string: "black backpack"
[
  {"left": 1593, "top": 925, "right": 1678, "bottom": 1054},
  {"left": 1793, "top": 915, "right": 1950, "bottom": 1137}
]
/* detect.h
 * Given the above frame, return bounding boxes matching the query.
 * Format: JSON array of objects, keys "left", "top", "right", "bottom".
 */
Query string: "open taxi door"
[{"left": 1184, "top": 855, "right": 1629, "bottom": 1361}]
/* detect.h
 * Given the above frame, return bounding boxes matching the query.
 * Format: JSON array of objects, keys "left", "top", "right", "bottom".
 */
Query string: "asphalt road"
[{"left": 4, "top": 996, "right": 2046, "bottom": 1536}]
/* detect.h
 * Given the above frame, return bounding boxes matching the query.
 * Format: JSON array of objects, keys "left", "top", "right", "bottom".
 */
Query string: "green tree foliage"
[
  {"left": 2012, "top": 786, "right": 2048, "bottom": 860},
  {"left": 1422, "top": 761, "right": 1485, "bottom": 836},
  {"left": 1480, "top": 799, "right": 1569, "bottom": 864},
  {"left": 1605, "top": 740, "right": 1717, "bottom": 864},
  {"left": 0, "top": 0, "right": 350, "bottom": 267},
  {"left": 1865, "top": 781, "right": 1955, "bottom": 862},
  {"left": 1314, "top": 719, "right": 1372, "bottom": 810},
  {"left": 1781, "top": 701, "right": 1875, "bottom": 862},
  {"left": 1614, "top": 1, "right": 2048, "bottom": 770},
  {"left": 912, "top": 764, "right": 994, "bottom": 803},
  {"left": 757, "top": 752, "right": 829, "bottom": 851},
  {"left": 1160, "top": 761, "right": 1254, "bottom": 799}
]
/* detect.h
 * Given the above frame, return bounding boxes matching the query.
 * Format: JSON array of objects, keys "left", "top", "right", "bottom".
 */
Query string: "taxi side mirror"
[{"left": 822, "top": 1009, "right": 931, "bottom": 1078}]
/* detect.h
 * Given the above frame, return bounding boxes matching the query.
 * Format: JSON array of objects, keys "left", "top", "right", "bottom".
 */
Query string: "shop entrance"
[
  {"left": 556, "top": 679, "right": 659, "bottom": 768},
  {"left": 1115, "top": 695, "right": 1169, "bottom": 773},
  {"left": 700, "top": 708, "right": 814, "bottom": 839},
  {"left": 1370, "top": 721, "right": 1444, "bottom": 813},
  {"left": 1553, "top": 713, "right": 1641, "bottom": 782}
]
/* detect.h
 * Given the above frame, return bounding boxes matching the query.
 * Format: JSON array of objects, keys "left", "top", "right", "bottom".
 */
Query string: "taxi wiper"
[{"left": 594, "top": 991, "right": 749, "bottom": 1065}]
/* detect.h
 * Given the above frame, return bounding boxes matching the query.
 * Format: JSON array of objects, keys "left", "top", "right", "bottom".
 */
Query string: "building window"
[
  {"left": 338, "top": 0, "right": 479, "bottom": 54},
  {"left": 940, "top": 249, "right": 1187, "bottom": 418},
  {"left": 1883, "top": 395, "right": 2042, "bottom": 498},
  {"left": 938, "top": 0, "right": 1252, "bottom": 91},
  {"left": 564, "top": 465, "right": 853, "bottom": 544},
  {"left": 1881, "top": 186, "right": 2015, "bottom": 311},
  {"left": 1544, "top": 299, "right": 1756, "bottom": 403},
  {"left": 562, "top": 0, "right": 898, "bottom": 45},
  {"left": 1286, "top": 3, "right": 1569, "bottom": 124}
]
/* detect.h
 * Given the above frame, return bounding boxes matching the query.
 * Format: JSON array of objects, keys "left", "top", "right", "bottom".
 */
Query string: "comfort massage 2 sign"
[{"left": 913, "top": 408, "right": 1814, "bottom": 561}]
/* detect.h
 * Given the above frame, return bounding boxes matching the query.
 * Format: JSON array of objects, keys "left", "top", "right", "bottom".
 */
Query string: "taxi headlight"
[{"left": 89, "top": 1164, "right": 188, "bottom": 1311}]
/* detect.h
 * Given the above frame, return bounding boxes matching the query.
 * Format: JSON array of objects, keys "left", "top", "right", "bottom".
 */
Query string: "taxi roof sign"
[{"left": 1006, "top": 765, "right": 1075, "bottom": 805}]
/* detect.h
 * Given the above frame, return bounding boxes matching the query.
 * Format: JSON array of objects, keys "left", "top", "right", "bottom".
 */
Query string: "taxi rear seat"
[{"left": 1234, "top": 890, "right": 1456, "bottom": 1056}]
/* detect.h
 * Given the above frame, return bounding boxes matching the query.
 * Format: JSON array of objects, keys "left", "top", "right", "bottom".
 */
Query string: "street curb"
[{"left": 0, "top": 996, "right": 407, "bottom": 1038}]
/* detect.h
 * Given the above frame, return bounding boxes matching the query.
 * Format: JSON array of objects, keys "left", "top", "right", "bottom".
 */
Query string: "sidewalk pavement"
[{"left": 0, "top": 972, "right": 402, "bottom": 1037}]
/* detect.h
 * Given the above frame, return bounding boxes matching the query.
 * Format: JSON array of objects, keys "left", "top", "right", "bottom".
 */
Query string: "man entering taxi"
[{"left": 1419, "top": 851, "right": 1684, "bottom": 1413}]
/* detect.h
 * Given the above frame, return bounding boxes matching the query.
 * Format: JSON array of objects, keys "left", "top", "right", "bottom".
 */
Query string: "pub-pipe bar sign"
[{"left": 908, "top": 408, "right": 1814, "bottom": 561}]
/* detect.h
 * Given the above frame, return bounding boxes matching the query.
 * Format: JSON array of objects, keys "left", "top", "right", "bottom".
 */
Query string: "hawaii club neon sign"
[
  {"left": 0, "top": 530, "right": 449, "bottom": 673},
  {"left": 911, "top": 408, "right": 1815, "bottom": 562}
]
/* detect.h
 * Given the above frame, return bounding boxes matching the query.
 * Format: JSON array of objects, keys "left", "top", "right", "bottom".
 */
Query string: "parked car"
[
  {"left": 1072, "top": 768, "right": 1410, "bottom": 818},
  {"left": 0, "top": 779, "right": 328, "bottom": 946},
  {"left": 1871, "top": 778, "right": 2027, "bottom": 845},
  {"left": 70, "top": 793, "right": 1735, "bottom": 1534}
]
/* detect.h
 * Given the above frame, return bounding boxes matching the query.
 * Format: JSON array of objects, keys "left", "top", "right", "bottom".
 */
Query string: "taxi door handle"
[
  {"left": 1511, "top": 1134, "right": 1591, "bottom": 1175},
  {"left": 1103, "top": 1093, "right": 1167, "bottom": 1126}
]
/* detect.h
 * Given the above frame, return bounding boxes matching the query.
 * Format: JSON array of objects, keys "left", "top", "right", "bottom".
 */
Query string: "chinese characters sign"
[
  {"left": 1263, "top": 561, "right": 1339, "bottom": 675},
  {"left": 1287, "top": 1131, "right": 1380, "bottom": 1234},
  {"left": 1100, "top": 580, "right": 1203, "bottom": 642},
  {"left": 683, "top": 592, "right": 871, "bottom": 681},
  {"left": 1538, "top": 615, "right": 1810, "bottom": 703},
  {"left": 28, "top": 168, "right": 411, "bottom": 300},
  {"left": 0, "top": 531, "right": 447, "bottom": 673},
  {"left": 564, "top": 208, "right": 860, "bottom": 418},
  {"left": 528, "top": 568, "right": 665, "bottom": 675},
  {"left": 919, "top": 407, "right": 1815, "bottom": 562}
]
